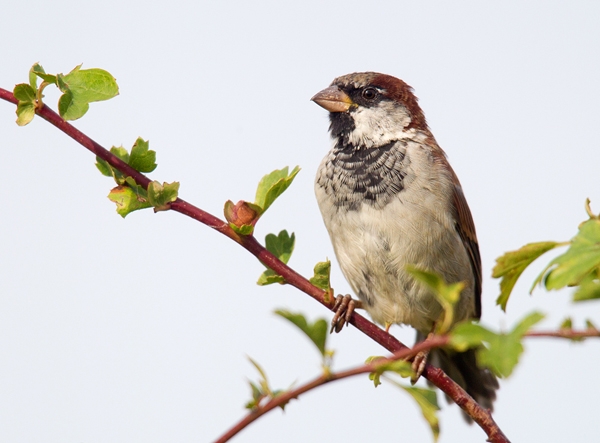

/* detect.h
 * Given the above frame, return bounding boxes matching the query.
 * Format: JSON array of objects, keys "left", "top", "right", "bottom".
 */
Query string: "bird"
[{"left": 311, "top": 72, "right": 498, "bottom": 416}]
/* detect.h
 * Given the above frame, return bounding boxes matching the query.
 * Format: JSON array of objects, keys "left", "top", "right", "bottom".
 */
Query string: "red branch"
[{"left": 0, "top": 87, "right": 510, "bottom": 443}]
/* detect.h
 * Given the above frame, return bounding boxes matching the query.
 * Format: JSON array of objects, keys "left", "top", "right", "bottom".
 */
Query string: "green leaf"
[
  {"left": 129, "top": 137, "right": 157, "bottom": 173},
  {"left": 95, "top": 147, "right": 129, "bottom": 183},
  {"left": 230, "top": 223, "right": 255, "bottom": 236},
  {"left": 539, "top": 219, "right": 600, "bottom": 291},
  {"left": 13, "top": 84, "right": 37, "bottom": 126},
  {"left": 254, "top": 166, "right": 300, "bottom": 213},
  {"left": 257, "top": 231, "right": 295, "bottom": 285},
  {"left": 492, "top": 241, "right": 560, "bottom": 311},
  {"left": 366, "top": 356, "right": 385, "bottom": 387},
  {"left": 245, "top": 380, "right": 263, "bottom": 410},
  {"left": 248, "top": 356, "right": 269, "bottom": 388},
  {"left": 147, "top": 181, "right": 180, "bottom": 211},
  {"left": 406, "top": 266, "right": 464, "bottom": 334},
  {"left": 107, "top": 185, "right": 152, "bottom": 217},
  {"left": 31, "top": 63, "right": 57, "bottom": 84},
  {"left": 451, "top": 322, "right": 514, "bottom": 377},
  {"left": 366, "top": 356, "right": 414, "bottom": 387},
  {"left": 573, "top": 270, "right": 600, "bottom": 301},
  {"left": 406, "top": 266, "right": 463, "bottom": 306},
  {"left": 559, "top": 317, "right": 573, "bottom": 329},
  {"left": 585, "top": 319, "right": 599, "bottom": 331},
  {"left": 29, "top": 65, "right": 39, "bottom": 89},
  {"left": 510, "top": 311, "right": 545, "bottom": 337},
  {"left": 309, "top": 260, "right": 332, "bottom": 291},
  {"left": 245, "top": 357, "right": 271, "bottom": 410},
  {"left": 266, "top": 231, "right": 295, "bottom": 264},
  {"left": 57, "top": 88, "right": 76, "bottom": 119},
  {"left": 450, "top": 312, "right": 544, "bottom": 378},
  {"left": 15, "top": 101, "right": 36, "bottom": 126},
  {"left": 95, "top": 157, "right": 113, "bottom": 177},
  {"left": 110, "top": 146, "right": 130, "bottom": 163},
  {"left": 449, "top": 322, "right": 492, "bottom": 351},
  {"left": 96, "top": 139, "right": 159, "bottom": 185},
  {"left": 257, "top": 270, "right": 285, "bottom": 285},
  {"left": 382, "top": 360, "right": 414, "bottom": 378},
  {"left": 368, "top": 373, "right": 381, "bottom": 387},
  {"left": 123, "top": 176, "right": 147, "bottom": 196},
  {"left": 274, "top": 310, "right": 328, "bottom": 356},
  {"left": 244, "top": 357, "right": 290, "bottom": 411},
  {"left": 13, "top": 83, "right": 36, "bottom": 102},
  {"left": 56, "top": 65, "right": 119, "bottom": 120},
  {"left": 399, "top": 385, "right": 440, "bottom": 442}
]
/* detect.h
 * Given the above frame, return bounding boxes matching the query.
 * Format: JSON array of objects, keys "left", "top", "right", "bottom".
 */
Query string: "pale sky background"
[{"left": 1, "top": 2, "right": 599, "bottom": 442}]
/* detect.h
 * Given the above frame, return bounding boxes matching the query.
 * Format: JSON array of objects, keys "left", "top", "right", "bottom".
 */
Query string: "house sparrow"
[{"left": 312, "top": 72, "right": 498, "bottom": 415}]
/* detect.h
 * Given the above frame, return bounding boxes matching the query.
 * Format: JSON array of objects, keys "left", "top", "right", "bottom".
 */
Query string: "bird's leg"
[
  {"left": 330, "top": 295, "right": 363, "bottom": 333},
  {"left": 411, "top": 327, "right": 436, "bottom": 385}
]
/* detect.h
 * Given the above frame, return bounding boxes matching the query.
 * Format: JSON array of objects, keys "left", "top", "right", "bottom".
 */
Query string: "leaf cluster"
[
  {"left": 14, "top": 63, "right": 118, "bottom": 125},
  {"left": 494, "top": 199, "right": 600, "bottom": 309},
  {"left": 450, "top": 313, "right": 544, "bottom": 378},
  {"left": 245, "top": 357, "right": 288, "bottom": 411},
  {"left": 95, "top": 138, "right": 179, "bottom": 217},
  {"left": 257, "top": 231, "right": 296, "bottom": 285},
  {"left": 224, "top": 166, "right": 300, "bottom": 236}
]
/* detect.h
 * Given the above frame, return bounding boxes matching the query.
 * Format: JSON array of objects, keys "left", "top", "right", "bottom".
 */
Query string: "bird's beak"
[{"left": 311, "top": 86, "right": 354, "bottom": 113}]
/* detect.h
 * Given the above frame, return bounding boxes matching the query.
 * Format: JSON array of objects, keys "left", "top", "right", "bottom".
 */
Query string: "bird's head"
[{"left": 311, "top": 72, "right": 428, "bottom": 149}]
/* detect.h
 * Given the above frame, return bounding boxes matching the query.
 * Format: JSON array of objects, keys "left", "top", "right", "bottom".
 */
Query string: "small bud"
[{"left": 224, "top": 200, "right": 260, "bottom": 228}]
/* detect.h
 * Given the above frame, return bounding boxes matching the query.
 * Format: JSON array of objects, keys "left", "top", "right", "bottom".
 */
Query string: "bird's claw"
[
  {"left": 330, "top": 294, "right": 355, "bottom": 333},
  {"left": 411, "top": 350, "right": 430, "bottom": 384}
]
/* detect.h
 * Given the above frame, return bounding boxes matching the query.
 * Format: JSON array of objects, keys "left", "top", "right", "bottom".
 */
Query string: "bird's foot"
[
  {"left": 411, "top": 329, "right": 437, "bottom": 384},
  {"left": 330, "top": 295, "right": 362, "bottom": 333},
  {"left": 411, "top": 349, "right": 430, "bottom": 384}
]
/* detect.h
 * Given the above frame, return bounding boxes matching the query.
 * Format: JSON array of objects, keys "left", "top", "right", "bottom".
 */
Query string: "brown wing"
[
  {"left": 451, "top": 182, "right": 482, "bottom": 319},
  {"left": 424, "top": 136, "right": 482, "bottom": 319}
]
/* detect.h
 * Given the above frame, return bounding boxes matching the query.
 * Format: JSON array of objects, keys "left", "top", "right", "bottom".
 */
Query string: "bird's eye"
[{"left": 362, "top": 87, "right": 378, "bottom": 100}]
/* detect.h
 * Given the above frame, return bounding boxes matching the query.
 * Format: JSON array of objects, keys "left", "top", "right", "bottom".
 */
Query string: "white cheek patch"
[{"left": 348, "top": 102, "right": 413, "bottom": 148}]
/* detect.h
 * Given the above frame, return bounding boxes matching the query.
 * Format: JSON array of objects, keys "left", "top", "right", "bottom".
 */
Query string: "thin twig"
[
  {"left": 526, "top": 328, "right": 600, "bottom": 339},
  {"left": 0, "top": 88, "right": 510, "bottom": 442}
]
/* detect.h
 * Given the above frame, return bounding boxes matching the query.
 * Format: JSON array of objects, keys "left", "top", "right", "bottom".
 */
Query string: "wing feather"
[{"left": 451, "top": 182, "right": 482, "bottom": 319}]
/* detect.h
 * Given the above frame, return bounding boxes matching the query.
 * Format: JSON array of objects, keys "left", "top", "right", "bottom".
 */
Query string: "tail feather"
[{"left": 433, "top": 348, "right": 498, "bottom": 421}]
